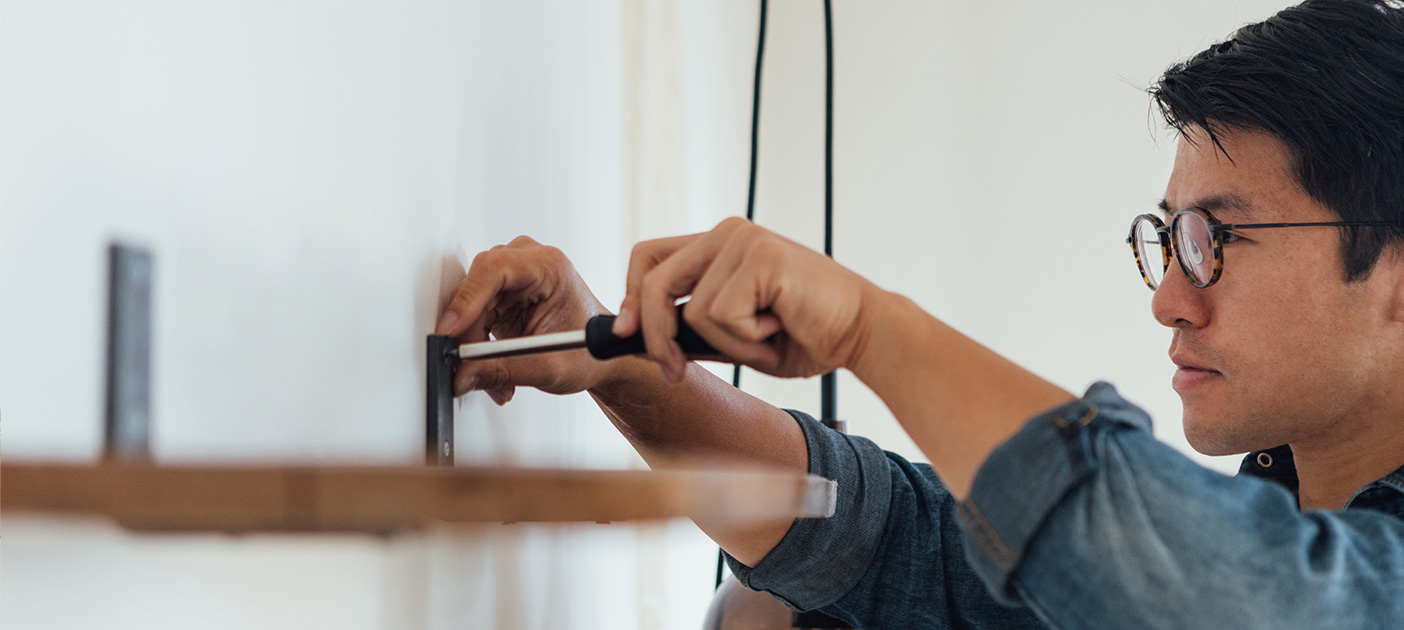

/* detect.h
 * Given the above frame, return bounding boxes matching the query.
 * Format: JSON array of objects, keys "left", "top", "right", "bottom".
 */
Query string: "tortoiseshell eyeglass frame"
[{"left": 1126, "top": 206, "right": 1394, "bottom": 290}]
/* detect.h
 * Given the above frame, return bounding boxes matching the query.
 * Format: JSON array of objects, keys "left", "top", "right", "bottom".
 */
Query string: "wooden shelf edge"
[{"left": 0, "top": 462, "right": 837, "bottom": 534}]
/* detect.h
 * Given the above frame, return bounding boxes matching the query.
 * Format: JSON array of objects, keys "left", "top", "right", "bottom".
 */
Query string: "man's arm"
[
  {"left": 588, "top": 358, "right": 805, "bottom": 566},
  {"left": 845, "top": 290, "right": 1073, "bottom": 498},
  {"left": 612, "top": 217, "right": 1073, "bottom": 499}
]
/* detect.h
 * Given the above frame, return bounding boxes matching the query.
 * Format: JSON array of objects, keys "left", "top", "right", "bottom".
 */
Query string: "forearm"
[
  {"left": 849, "top": 289, "right": 1075, "bottom": 499},
  {"left": 588, "top": 357, "right": 806, "bottom": 565}
]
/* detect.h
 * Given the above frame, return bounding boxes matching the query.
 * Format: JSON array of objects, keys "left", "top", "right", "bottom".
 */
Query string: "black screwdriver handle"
[{"left": 585, "top": 308, "right": 721, "bottom": 360}]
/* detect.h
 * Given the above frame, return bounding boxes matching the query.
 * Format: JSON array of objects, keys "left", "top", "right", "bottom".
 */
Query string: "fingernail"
[
  {"left": 612, "top": 307, "right": 631, "bottom": 336},
  {"left": 437, "top": 310, "right": 460, "bottom": 335}
]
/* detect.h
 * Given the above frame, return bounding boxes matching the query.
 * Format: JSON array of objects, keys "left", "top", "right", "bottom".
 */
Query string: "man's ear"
[{"left": 1383, "top": 243, "right": 1404, "bottom": 324}]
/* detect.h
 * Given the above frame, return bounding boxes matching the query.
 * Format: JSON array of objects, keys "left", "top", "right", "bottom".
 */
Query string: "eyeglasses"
[{"left": 1127, "top": 207, "right": 1393, "bottom": 290}]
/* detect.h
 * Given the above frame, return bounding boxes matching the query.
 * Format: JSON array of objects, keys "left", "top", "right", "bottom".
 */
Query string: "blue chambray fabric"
[
  {"left": 726, "top": 410, "right": 1044, "bottom": 628},
  {"left": 725, "top": 382, "right": 1404, "bottom": 629}
]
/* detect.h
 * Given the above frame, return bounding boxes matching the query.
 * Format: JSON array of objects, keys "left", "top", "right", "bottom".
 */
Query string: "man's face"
[{"left": 1156, "top": 126, "right": 1403, "bottom": 456}]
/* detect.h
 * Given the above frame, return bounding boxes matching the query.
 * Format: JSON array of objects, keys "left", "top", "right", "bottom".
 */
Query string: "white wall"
[{"left": 1, "top": 1, "right": 716, "bottom": 629}]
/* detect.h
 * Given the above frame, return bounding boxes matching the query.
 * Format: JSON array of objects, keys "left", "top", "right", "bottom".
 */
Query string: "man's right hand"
[{"left": 435, "top": 236, "right": 616, "bottom": 404}]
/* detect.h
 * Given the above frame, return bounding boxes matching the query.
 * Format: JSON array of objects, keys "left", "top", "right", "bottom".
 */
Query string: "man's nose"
[{"left": 1151, "top": 257, "right": 1210, "bottom": 329}]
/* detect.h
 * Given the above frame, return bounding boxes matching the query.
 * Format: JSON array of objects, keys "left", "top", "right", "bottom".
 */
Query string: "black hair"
[{"left": 1150, "top": 0, "right": 1404, "bottom": 281}]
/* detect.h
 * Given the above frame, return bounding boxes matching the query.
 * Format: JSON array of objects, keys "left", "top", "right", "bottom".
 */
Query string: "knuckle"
[
  {"left": 640, "top": 268, "right": 666, "bottom": 299},
  {"left": 471, "top": 249, "right": 500, "bottom": 271},
  {"left": 705, "top": 300, "right": 733, "bottom": 329},
  {"left": 449, "top": 285, "right": 477, "bottom": 307},
  {"left": 718, "top": 216, "right": 750, "bottom": 231},
  {"left": 629, "top": 241, "right": 653, "bottom": 264},
  {"left": 508, "top": 235, "right": 539, "bottom": 248},
  {"left": 482, "top": 361, "right": 512, "bottom": 390},
  {"left": 684, "top": 301, "right": 709, "bottom": 328},
  {"left": 541, "top": 245, "right": 568, "bottom": 266},
  {"left": 748, "top": 235, "right": 785, "bottom": 262}
]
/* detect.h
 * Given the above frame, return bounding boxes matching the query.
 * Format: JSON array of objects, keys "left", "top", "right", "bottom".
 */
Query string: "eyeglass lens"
[
  {"left": 1132, "top": 219, "right": 1166, "bottom": 288},
  {"left": 1174, "top": 212, "right": 1214, "bottom": 286}
]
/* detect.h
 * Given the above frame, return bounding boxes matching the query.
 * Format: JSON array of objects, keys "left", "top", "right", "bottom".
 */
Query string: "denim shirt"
[{"left": 724, "top": 382, "right": 1404, "bottom": 629}]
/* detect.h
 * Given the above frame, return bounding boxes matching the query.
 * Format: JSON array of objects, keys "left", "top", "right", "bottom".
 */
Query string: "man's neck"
[{"left": 1293, "top": 421, "right": 1404, "bottom": 510}]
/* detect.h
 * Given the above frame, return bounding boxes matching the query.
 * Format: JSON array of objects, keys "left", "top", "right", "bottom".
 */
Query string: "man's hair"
[{"left": 1150, "top": 0, "right": 1404, "bottom": 281}]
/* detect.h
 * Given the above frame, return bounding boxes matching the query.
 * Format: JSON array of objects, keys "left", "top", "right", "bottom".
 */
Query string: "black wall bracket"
[
  {"left": 425, "top": 334, "right": 455, "bottom": 466},
  {"left": 104, "top": 242, "right": 154, "bottom": 462}
]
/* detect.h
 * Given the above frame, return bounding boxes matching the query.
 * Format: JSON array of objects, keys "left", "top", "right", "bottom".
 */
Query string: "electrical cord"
[
  {"left": 713, "top": 6, "right": 841, "bottom": 614},
  {"left": 820, "top": 0, "right": 837, "bottom": 424},
  {"left": 792, "top": 2, "right": 854, "bottom": 628}
]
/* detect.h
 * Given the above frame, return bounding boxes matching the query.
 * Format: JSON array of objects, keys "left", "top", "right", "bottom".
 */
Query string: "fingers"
[
  {"left": 619, "top": 218, "right": 756, "bottom": 381},
  {"left": 614, "top": 233, "right": 701, "bottom": 338},
  {"left": 487, "top": 387, "right": 516, "bottom": 406},
  {"left": 451, "top": 354, "right": 524, "bottom": 404},
  {"left": 685, "top": 238, "right": 784, "bottom": 371},
  {"left": 435, "top": 239, "right": 555, "bottom": 338},
  {"left": 451, "top": 359, "right": 515, "bottom": 406},
  {"left": 640, "top": 243, "right": 718, "bottom": 381}
]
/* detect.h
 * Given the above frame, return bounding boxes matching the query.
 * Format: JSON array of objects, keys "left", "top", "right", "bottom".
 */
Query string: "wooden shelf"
[{"left": 0, "top": 462, "right": 836, "bottom": 533}]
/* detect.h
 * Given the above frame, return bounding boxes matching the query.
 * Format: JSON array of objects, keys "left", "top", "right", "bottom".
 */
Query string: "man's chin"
[
  {"left": 1184, "top": 432, "right": 1246, "bottom": 457},
  {"left": 1182, "top": 410, "right": 1275, "bottom": 457}
]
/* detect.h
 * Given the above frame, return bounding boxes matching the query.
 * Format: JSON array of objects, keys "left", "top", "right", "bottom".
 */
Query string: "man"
[{"left": 436, "top": 0, "right": 1404, "bottom": 626}]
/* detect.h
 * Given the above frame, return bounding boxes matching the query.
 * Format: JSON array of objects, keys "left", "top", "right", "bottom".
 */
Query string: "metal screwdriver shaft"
[
  {"left": 453, "top": 330, "right": 588, "bottom": 361},
  {"left": 450, "top": 308, "right": 721, "bottom": 362}
]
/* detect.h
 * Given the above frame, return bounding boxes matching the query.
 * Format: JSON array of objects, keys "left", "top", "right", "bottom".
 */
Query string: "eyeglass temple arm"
[{"left": 1213, "top": 221, "right": 1394, "bottom": 231}]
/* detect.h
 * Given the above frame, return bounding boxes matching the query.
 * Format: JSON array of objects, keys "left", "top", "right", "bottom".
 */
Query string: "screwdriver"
[{"left": 450, "top": 307, "right": 721, "bottom": 362}]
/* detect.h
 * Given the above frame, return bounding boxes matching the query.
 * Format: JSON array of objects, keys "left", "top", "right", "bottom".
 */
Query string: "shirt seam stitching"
[{"left": 958, "top": 499, "right": 1016, "bottom": 571}]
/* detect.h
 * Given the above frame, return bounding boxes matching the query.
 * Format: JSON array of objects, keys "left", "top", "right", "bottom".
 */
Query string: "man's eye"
[{"left": 1221, "top": 231, "right": 1246, "bottom": 244}]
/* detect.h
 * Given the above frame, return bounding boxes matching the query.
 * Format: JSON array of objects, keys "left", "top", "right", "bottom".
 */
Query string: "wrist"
[{"left": 843, "top": 285, "right": 922, "bottom": 380}]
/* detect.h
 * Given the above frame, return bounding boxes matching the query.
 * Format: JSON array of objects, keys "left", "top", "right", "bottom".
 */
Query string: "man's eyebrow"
[{"left": 1157, "top": 194, "right": 1254, "bottom": 218}]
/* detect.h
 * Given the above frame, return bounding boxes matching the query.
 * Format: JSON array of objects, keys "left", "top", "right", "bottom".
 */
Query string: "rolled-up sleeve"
[
  {"left": 725, "top": 410, "right": 1045, "bottom": 629},
  {"left": 959, "top": 382, "right": 1404, "bottom": 628},
  {"left": 956, "top": 381, "right": 1149, "bottom": 596},
  {"left": 724, "top": 409, "right": 894, "bottom": 610}
]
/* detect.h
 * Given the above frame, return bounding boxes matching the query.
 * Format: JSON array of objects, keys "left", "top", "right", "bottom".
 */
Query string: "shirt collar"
[
  {"left": 1239, "top": 444, "right": 1404, "bottom": 509},
  {"left": 1238, "top": 444, "right": 1299, "bottom": 495}
]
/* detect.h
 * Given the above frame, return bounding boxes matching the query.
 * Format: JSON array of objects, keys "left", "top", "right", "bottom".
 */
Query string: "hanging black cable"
[
  {"left": 819, "top": 0, "right": 837, "bottom": 424},
  {"left": 719, "top": 0, "right": 770, "bottom": 591},
  {"left": 746, "top": 0, "right": 769, "bottom": 225},
  {"left": 793, "top": 4, "right": 852, "bottom": 628}
]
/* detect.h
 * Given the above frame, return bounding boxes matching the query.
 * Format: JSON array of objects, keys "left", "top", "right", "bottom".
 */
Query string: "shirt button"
[{"left": 1257, "top": 452, "right": 1273, "bottom": 468}]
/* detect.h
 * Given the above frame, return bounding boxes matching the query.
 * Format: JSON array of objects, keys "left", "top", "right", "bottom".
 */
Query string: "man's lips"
[
  {"left": 1170, "top": 355, "right": 1218, "bottom": 373},
  {"left": 1170, "top": 353, "right": 1222, "bottom": 391}
]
